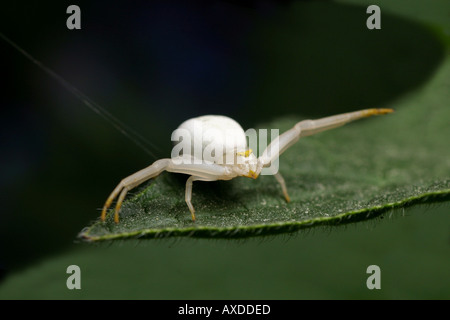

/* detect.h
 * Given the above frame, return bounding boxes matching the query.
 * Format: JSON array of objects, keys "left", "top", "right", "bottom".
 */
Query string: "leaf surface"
[{"left": 80, "top": 60, "right": 450, "bottom": 240}]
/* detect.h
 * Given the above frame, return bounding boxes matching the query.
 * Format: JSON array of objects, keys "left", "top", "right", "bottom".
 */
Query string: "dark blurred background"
[{"left": 0, "top": 0, "right": 448, "bottom": 297}]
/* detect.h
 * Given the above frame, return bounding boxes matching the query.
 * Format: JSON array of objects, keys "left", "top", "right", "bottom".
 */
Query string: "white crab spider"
[{"left": 101, "top": 108, "right": 393, "bottom": 223}]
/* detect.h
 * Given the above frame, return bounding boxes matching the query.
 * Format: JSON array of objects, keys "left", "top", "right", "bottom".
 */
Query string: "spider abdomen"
[{"left": 173, "top": 115, "right": 247, "bottom": 164}]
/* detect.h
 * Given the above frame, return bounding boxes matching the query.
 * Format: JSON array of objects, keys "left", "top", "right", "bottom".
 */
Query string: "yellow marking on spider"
[
  {"left": 245, "top": 170, "right": 259, "bottom": 179},
  {"left": 362, "top": 108, "right": 394, "bottom": 117},
  {"left": 237, "top": 149, "right": 253, "bottom": 157}
]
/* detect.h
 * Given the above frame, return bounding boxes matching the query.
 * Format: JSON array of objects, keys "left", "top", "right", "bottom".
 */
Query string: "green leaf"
[
  {"left": 80, "top": 59, "right": 450, "bottom": 241},
  {"left": 0, "top": 206, "right": 450, "bottom": 303},
  {"left": 3, "top": 205, "right": 450, "bottom": 299}
]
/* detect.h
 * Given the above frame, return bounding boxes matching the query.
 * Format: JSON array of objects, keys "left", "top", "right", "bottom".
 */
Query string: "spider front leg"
[
  {"left": 102, "top": 159, "right": 229, "bottom": 223},
  {"left": 101, "top": 181, "right": 130, "bottom": 223},
  {"left": 258, "top": 108, "right": 393, "bottom": 202},
  {"left": 101, "top": 159, "right": 172, "bottom": 223},
  {"left": 185, "top": 176, "right": 218, "bottom": 221},
  {"left": 262, "top": 164, "right": 291, "bottom": 203},
  {"left": 273, "top": 172, "right": 290, "bottom": 203}
]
